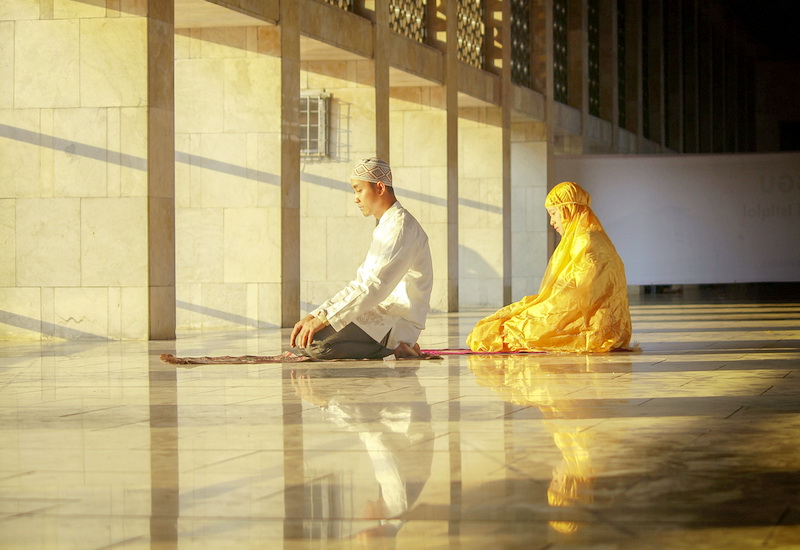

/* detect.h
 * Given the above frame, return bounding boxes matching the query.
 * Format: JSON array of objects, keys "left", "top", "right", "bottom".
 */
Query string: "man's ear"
[{"left": 376, "top": 181, "right": 387, "bottom": 195}]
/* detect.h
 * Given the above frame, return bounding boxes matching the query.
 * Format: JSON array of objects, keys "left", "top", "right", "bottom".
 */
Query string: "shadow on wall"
[
  {"left": 176, "top": 300, "right": 278, "bottom": 330},
  {"left": 0, "top": 310, "right": 110, "bottom": 340},
  {"left": 0, "top": 124, "right": 501, "bottom": 213}
]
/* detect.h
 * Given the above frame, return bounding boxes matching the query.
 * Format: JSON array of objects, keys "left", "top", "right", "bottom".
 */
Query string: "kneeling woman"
[{"left": 467, "top": 181, "right": 632, "bottom": 353}]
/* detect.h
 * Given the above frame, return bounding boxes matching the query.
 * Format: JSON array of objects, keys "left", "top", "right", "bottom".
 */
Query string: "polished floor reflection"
[{"left": 1, "top": 294, "right": 799, "bottom": 549}]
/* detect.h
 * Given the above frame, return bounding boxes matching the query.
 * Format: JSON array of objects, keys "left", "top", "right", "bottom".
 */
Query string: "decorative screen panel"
[
  {"left": 511, "top": 0, "right": 531, "bottom": 87},
  {"left": 390, "top": 0, "right": 427, "bottom": 42},
  {"left": 588, "top": 0, "right": 600, "bottom": 116},
  {"left": 553, "top": 0, "right": 568, "bottom": 104},
  {"left": 458, "top": 0, "right": 485, "bottom": 68},
  {"left": 321, "top": 0, "right": 353, "bottom": 10}
]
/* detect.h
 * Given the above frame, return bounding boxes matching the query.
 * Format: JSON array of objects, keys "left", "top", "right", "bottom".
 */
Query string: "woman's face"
[{"left": 546, "top": 207, "right": 564, "bottom": 235}]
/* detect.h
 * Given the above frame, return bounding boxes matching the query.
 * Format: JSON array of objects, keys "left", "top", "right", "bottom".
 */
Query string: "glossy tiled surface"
[{"left": 1, "top": 295, "right": 799, "bottom": 549}]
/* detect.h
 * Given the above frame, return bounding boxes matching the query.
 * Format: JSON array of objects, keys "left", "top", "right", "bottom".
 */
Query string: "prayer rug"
[
  {"left": 160, "top": 351, "right": 443, "bottom": 365},
  {"left": 420, "top": 349, "right": 545, "bottom": 355}
]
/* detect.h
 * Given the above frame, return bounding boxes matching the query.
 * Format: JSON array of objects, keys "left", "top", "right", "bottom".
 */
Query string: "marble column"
[
  {"left": 375, "top": 1, "right": 391, "bottom": 161},
  {"left": 281, "top": 1, "right": 301, "bottom": 327},
  {"left": 500, "top": 1, "right": 513, "bottom": 305},
  {"left": 445, "top": 0, "right": 459, "bottom": 311},
  {"left": 148, "top": 0, "right": 176, "bottom": 340}
]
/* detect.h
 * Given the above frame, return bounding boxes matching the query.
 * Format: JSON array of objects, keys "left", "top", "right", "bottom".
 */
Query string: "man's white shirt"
[{"left": 312, "top": 201, "right": 433, "bottom": 350}]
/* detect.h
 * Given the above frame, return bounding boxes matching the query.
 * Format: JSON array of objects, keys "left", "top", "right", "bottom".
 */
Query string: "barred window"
[{"left": 300, "top": 92, "right": 330, "bottom": 158}]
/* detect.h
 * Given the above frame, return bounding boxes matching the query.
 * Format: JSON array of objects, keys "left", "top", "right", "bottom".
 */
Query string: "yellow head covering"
[{"left": 466, "top": 181, "right": 632, "bottom": 353}]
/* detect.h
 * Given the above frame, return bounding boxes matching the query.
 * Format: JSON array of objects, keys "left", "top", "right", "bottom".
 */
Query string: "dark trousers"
[{"left": 303, "top": 323, "right": 393, "bottom": 360}]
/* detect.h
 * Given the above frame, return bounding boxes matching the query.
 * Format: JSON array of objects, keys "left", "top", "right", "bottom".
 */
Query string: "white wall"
[{"left": 553, "top": 152, "right": 800, "bottom": 285}]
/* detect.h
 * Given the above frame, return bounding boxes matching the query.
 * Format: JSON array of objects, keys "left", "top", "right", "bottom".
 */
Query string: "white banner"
[{"left": 552, "top": 152, "right": 800, "bottom": 285}]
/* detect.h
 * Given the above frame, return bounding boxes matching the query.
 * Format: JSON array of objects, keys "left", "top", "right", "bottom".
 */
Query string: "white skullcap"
[{"left": 350, "top": 157, "right": 393, "bottom": 186}]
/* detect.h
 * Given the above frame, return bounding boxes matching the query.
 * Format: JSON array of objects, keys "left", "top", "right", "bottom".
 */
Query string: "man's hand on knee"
[{"left": 290, "top": 315, "right": 327, "bottom": 349}]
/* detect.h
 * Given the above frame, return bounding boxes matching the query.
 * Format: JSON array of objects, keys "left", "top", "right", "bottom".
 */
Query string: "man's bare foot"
[{"left": 393, "top": 342, "right": 422, "bottom": 359}]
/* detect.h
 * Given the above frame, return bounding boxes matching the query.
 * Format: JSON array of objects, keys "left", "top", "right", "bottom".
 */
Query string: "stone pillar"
[
  {"left": 281, "top": 2, "right": 301, "bottom": 327},
  {"left": 445, "top": 0, "right": 459, "bottom": 311},
  {"left": 500, "top": 1, "right": 513, "bottom": 305},
  {"left": 375, "top": 1, "right": 391, "bottom": 161},
  {"left": 148, "top": 0, "right": 176, "bottom": 339}
]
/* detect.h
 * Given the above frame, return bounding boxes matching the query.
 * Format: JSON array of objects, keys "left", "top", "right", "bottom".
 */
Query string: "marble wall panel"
[
  {"left": 257, "top": 283, "right": 281, "bottom": 327},
  {"left": 53, "top": 108, "right": 108, "bottom": 197},
  {"left": 510, "top": 140, "right": 549, "bottom": 300},
  {"left": 195, "top": 27, "right": 248, "bottom": 59},
  {"left": 53, "top": 287, "right": 108, "bottom": 339},
  {"left": 15, "top": 20, "right": 80, "bottom": 108},
  {"left": 16, "top": 198, "right": 81, "bottom": 286},
  {"left": 255, "top": 133, "right": 281, "bottom": 206},
  {"left": 0, "top": 0, "right": 39, "bottom": 20},
  {"left": 54, "top": 0, "right": 106, "bottom": 19},
  {"left": 0, "top": 108, "right": 42, "bottom": 198},
  {"left": 325, "top": 216, "right": 373, "bottom": 282},
  {"left": 199, "top": 283, "right": 247, "bottom": 330},
  {"left": 176, "top": 207, "right": 224, "bottom": 283},
  {"left": 304, "top": 61, "right": 352, "bottom": 90},
  {"left": 119, "top": 107, "right": 148, "bottom": 197},
  {"left": 0, "top": 22, "right": 12, "bottom": 108},
  {"left": 223, "top": 58, "right": 281, "bottom": 133},
  {"left": 175, "top": 59, "right": 225, "bottom": 134},
  {"left": 119, "top": 0, "right": 147, "bottom": 18},
  {"left": 299, "top": 217, "right": 326, "bottom": 282},
  {"left": 0, "top": 287, "right": 41, "bottom": 339},
  {"left": 0, "top": 199, "right": 13, "bottom": 285},
  {"left": 458, "top": 115, "right": 505, "bottom": 308},
  {"left": 80, "top": 18, "right": 147, "bottom": 108},
  {"left": 176, "top": 282, "right": 201, "bottom": 331},
  {"left": 174, "top": 134, "right": 192, "bottom": 208},
  {"left": 81, "top": 198, "right": 148, "bottom": 287},
  {"left": 107, "top": 286, "right": 148, "bottom": 339},
  {"left": 223, "top": 207, "right": 281, "bottom": 284},
  {"left": 199, "top": 133, "right": 256, "bottom": 207}
]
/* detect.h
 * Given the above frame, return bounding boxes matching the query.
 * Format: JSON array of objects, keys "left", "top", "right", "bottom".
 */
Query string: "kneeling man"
[{"left": 290, "top": 158, "right": 433, "bottom": 360}]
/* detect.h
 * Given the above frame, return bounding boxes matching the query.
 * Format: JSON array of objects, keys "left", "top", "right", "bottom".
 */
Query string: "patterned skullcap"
[
  {"left": 545, "top": 181, "right": 592, "bottom": 208},
  {"left": 351, "top": 157, "right": 393, "bottom": 186}
]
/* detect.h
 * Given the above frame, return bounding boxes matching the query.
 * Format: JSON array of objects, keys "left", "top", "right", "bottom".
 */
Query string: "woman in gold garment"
[{"left": 467, "top": 181, "right": 632, "bottom": 353}]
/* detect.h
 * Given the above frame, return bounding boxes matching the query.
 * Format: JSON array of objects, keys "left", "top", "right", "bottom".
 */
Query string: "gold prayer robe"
[{"left": 467, "top": 197, "right": 632, "bottom": 353}]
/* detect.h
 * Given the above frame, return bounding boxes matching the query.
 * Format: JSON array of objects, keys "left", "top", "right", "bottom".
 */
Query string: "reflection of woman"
[
  {"left": 468, "top": 355, "right": 630, "bottom": 535},
  {"left": 467, "top": 181, "right": 632, "bottom": 353}
]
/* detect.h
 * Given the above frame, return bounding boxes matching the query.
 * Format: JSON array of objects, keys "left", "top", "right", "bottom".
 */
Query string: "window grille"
[{"left": 300, "top": 92, "right": 330, "bottom": 158}]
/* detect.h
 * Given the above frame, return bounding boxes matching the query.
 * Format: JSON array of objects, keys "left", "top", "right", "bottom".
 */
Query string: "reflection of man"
[
  {"left": 291, "top": 366, "right": 434, "bottom": 543},
  {"left": 290, "top": 158, "right": 433, "bottom": 360}
]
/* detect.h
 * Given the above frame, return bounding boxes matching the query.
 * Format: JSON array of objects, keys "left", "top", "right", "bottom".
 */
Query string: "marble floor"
[{"left": 1, "top": 291, "right": 799, "bottom": 549}]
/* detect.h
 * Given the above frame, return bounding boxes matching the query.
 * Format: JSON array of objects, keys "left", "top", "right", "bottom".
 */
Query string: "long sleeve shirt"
[{"left": 312, "top": 202, "right": 433, "bottom": 350}]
